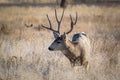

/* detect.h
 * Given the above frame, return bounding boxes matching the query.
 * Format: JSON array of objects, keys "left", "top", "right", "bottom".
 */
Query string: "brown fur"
[{"left": 63, "top": 34, "right": 91, "bottom": 68}]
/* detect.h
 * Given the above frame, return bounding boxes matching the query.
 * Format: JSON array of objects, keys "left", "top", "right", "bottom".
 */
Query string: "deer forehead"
[{"left": 55, "top": 37, "right": 63, "bottom": 41}]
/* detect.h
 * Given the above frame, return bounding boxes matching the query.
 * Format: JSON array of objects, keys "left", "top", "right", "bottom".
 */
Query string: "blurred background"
[
  {"left": 0, "top": 0, "right": 120, "bottom": 80},
  {"left": 0, "top": 0, "right": 120, "bottom": 7}
]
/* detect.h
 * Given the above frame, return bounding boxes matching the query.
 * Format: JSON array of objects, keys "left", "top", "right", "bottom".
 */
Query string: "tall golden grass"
[{"left": 0, "top": 5, "right": 120, "bottom": 80}]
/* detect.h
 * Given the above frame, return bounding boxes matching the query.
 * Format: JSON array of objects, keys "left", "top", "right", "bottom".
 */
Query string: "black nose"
[{"left": 48, "top": 47, "right": 54, "bottom": 51}]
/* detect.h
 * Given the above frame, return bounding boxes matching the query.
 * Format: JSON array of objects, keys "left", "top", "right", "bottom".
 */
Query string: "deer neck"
[{"left": 61, "top": 39, "right": 78, "bottom": 60}]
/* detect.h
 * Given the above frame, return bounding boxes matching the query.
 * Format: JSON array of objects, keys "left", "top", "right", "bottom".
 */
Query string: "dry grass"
[{"left": 0, "top": 5, "right": 120, "bottom": 80}]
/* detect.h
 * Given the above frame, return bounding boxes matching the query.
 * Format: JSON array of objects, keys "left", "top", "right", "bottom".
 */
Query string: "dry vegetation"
[
  {"left": 0, "top": 0, "right": 120, "bottom": 3},
  {"left": 0, "top": 4, "right": 120, "bottom": 80}
]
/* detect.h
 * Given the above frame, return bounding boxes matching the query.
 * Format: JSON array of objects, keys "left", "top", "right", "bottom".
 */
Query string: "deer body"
[
  {"left": 41, "top": 9, "right": 91, "bottom": 68},
  {"left": 58, "top": 33, "right": 90, "bottom": 66}
]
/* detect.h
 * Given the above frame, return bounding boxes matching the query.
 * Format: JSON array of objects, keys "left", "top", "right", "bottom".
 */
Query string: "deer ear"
[
  {"left": 72, "top": 33, "right": 80, "bottom": 43},
  {"left": 61, "top": 32, "right": 66, "bottom": 40},
  {"left": 53, "top": 32, "right": 59, "bottom": 39}
]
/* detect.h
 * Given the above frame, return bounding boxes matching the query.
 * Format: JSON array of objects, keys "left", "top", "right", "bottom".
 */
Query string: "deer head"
[{"left": 41, "top": 9, "right": 78, "bottom": 51}]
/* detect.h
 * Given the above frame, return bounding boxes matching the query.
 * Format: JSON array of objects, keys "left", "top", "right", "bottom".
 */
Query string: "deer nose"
[{"left": 48, "top": 47, "right": 54, "bottom": 51}]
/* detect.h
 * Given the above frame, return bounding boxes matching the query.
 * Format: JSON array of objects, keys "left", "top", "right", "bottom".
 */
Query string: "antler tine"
[
  {"left": 46, "top": 14, "right": 52, "bottom": 28},
  {"left": 74, "top": 12, "right": 78, "bottom": 25},
  {"left": 66, "top": 12, "right": 78, "bottom": 34},
  {"left": 41, "top": 14, "right": 56, "bottom": 32},
  {"left": 55, "top": 9, "right": 65, "bottom": 34}
]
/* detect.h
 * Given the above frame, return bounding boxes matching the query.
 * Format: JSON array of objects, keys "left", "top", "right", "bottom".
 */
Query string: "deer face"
[
  {"left": 48, "top": 32, "right": 66, "bottom": 51},
  {"left": 41, "top": 9, "right": 77, "bottom": 51}
]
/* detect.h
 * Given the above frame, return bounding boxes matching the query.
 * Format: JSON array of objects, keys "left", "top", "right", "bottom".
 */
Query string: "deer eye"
[{"left": 57, "top": 41, "right": 61, "bottom": 43}]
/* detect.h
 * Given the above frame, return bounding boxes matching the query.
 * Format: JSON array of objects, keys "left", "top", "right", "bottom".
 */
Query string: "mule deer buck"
[{"left": 41, "top": 9, "right": 91, "bottom": 69}]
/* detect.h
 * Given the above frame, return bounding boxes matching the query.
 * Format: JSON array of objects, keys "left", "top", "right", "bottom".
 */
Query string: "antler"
[
  {"left": 41, "top": 9, "right": 65, "bottom": 34},
  {"left": 66, "top": 12, "right": 78, "bottom": 34},
  {"left": 55, "top": 9, "right": 64, "bottom": 34},
  {"left": 41, "top": 14, "right": 56, "bottom": 32}
]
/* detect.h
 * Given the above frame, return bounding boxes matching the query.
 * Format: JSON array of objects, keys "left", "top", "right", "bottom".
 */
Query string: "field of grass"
[{"left": 0, "top": 4, "right": 120, "bottom": 80}]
